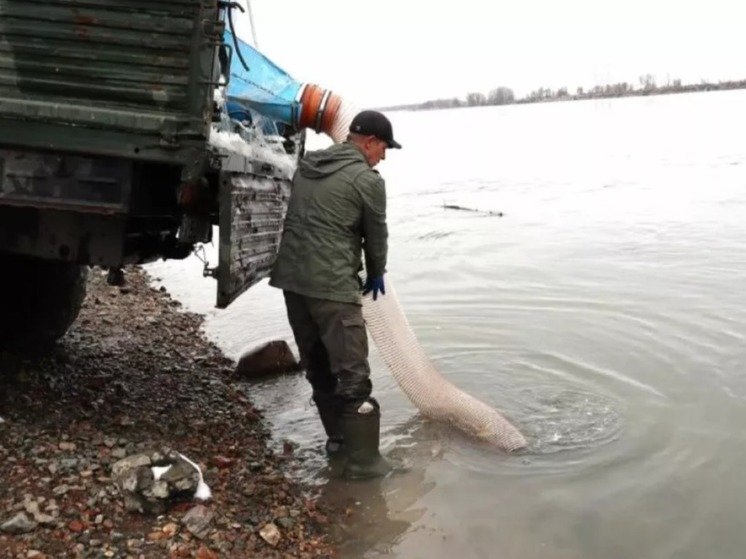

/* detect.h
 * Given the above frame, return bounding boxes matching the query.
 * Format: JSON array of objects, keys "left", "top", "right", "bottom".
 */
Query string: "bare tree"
[
  {"left": 487, "top": 87, "right": 515, "bottom": 105},
  {"left": 466, "top": 92, "right": 487, "bottom": 106},
  {"left": 639, "top": 74, "right": 656, "bottom": 91}
]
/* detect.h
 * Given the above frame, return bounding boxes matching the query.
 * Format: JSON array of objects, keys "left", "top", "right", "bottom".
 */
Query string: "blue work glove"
[{"left": 362, "top": 276, "right": 386, "bottom": 301}]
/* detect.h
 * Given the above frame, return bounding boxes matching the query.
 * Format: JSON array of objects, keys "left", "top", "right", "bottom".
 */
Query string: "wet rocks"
[
  {"left": 235, "top": 340, "right": 301, "bottom": 379},
  {"left": 0, "top": 266, "right": 337, "bottom": 558}
]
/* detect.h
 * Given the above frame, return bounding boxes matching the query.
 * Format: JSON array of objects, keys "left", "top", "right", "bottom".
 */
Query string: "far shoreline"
[{"left": 377, "top": 79, "right": 746, "bottom": 113}]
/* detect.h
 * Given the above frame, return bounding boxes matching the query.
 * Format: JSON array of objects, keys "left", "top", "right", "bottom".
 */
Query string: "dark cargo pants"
[{"left": 282, "top": 291, "right": 372, "bottom": 403}]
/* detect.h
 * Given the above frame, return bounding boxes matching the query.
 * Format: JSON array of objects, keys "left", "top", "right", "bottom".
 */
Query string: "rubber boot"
[
  {"left": 312, "top": 391, "right": 344, "bottom": 456},
  {"left": 340, "top": 399, "right": 392, "bottom": 480}
]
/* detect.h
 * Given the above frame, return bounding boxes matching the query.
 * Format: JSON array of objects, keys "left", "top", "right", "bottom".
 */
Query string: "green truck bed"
[{"left": 0, "top": 0, "right": 219, "bottom": 166}]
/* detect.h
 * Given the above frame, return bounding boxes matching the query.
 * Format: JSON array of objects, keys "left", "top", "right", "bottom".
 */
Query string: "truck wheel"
[{"left": 0, "top": 254, "right": 88, "bottom": 353}]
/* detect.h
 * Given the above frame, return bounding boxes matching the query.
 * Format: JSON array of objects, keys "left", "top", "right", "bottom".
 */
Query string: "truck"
[{"left": 0, "top": 0, "right": 337, "bottom": 351}]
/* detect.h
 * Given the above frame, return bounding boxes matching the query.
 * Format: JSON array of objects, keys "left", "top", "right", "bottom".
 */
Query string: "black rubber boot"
[
  {"left": 340, "top": 399, "right": 392, "bottom": 480},
  {"left": 312, "top": 391, "right": 344, "bottom": 456}
]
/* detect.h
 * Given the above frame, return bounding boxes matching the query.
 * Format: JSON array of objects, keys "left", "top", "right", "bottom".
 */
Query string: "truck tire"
[{"left": 0, "top": 254, "right": 88, "bottom": 353}]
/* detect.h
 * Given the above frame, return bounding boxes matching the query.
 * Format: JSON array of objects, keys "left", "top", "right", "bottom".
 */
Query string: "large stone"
[
  {"left": 159, "top": 458, "right": 199, "bottom": 495},
  {"left": 235, "top": 340, "right": 301, "bottom": 379},
  {"left": 0, "top": 512, "right": 37, "bottom": 534},
  {"left": 111, "top": 454, "right": 152, "bottom": 478},
  {"left": 181, "top": 505, "right": 214, "bottom": 539},
  {"left": 111, "top": 449, "right": 208, "bottom": 515}
]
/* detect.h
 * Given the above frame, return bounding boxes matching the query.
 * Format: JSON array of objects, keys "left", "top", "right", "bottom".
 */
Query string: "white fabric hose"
[
  {"left": 323, "top": 100, "right": 526, "bottom": 451},
  {"left": 362, "top": 276, "right": 527, "bottom": 452}
]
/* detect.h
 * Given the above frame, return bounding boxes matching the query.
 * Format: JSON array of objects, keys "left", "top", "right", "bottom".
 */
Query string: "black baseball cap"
[{"left": 349, "top": 110, "right": 402, "bottom": 149}]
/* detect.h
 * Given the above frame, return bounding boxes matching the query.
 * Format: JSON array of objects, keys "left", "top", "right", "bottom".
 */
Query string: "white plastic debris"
[
  {"left": 176, "top": 452, "right": 212, "bottom": 501},
  {"left": 208, "top": 129, "right": 297, "bottom": 180},
  {"left": 151, "top": 465, "right": 172, "bottom": 481},
  {"left": 213, "top": 87, "right": 226, "bottom": 109}
]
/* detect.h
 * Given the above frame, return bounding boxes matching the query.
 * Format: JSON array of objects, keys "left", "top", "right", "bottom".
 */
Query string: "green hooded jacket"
[{"left": 269, "top": 142, "right": 388, "bottom": 304}]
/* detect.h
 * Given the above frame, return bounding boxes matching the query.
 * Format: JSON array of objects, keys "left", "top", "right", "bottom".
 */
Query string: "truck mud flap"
[{"left": 216, "top": 171, "right": 290, "bottom": 308}]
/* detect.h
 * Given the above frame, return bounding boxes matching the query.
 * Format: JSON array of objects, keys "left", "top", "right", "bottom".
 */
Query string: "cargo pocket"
[
  {"left": 337, "top": 314, "right": 368, "bottom": 375},
  {"left": 341, "top": 315, "right": 369, "bottom": 361},
  {"left": 334, "top": 313, "right": 371, "bottom": 399}
]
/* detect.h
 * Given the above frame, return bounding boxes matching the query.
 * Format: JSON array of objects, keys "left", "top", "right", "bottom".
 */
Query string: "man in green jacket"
[{"left": 270, "top": 110, "right": 401, "bottom": 480}]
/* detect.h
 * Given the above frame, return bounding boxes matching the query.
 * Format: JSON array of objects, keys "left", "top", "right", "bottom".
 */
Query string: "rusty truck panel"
[{"left": 217, "top": 172, "right": 291, "bottom": 309}]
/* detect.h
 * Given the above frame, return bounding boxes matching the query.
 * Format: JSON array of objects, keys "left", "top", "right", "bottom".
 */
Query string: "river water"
[{"left": 146, "top": 89, "right": 746, "bottom": 559}]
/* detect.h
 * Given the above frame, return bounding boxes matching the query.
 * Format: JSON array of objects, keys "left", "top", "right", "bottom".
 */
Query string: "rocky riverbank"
[{"left": 0, "top": 267, "right": 337, "bottom": 558}]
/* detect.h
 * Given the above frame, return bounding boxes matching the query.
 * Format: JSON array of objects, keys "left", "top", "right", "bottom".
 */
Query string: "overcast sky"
[{"left": 232, "top": 0, "right": 745, "bottom": 108}]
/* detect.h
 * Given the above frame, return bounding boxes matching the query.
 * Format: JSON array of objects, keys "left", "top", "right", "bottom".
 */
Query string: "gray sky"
[{"left": 233, "top": 0, "right": 745, "bottom": 108}]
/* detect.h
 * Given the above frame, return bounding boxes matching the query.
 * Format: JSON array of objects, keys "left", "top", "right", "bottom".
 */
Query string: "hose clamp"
[{"left": 315, "top": 89, "right": 332, "bottom": 133}]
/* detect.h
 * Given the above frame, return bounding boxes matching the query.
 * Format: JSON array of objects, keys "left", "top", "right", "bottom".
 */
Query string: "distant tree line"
[
  {"left": 406, "top": 86, "right": 516, "bottom": 111},
  {"left": 379, "top": 76, "right": 746, "bottom": 112}
]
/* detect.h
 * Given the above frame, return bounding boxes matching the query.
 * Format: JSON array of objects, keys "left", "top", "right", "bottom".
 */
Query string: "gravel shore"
[{"left": 0, "top": 266, "right": 337, "bottom": 558}]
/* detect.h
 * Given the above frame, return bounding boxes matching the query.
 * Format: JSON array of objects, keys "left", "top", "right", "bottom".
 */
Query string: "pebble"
[
  {"left": 259, "top": 522, "right": 281, "bottom": 547},
  {"left": 111, "top": 448, "right": 127, "bottom": 459}
]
